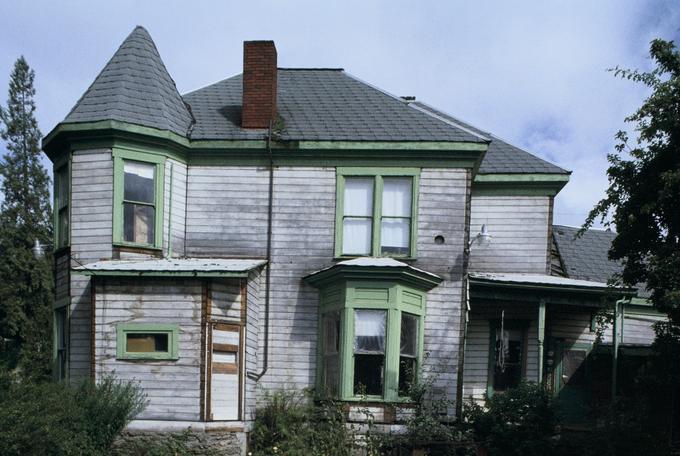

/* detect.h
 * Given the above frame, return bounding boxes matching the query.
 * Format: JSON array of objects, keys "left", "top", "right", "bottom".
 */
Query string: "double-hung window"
[
  {"left": 54, "top": 165, "right": 69, "bottom": 249},
  {"left": 336, "top": 169, "right": 418, "bottom": 258},
  {"left": 53, "top": 303, "right": 68, "bottom": 380},
  {"left": 487, "top": 321, "right": 528, "bottom": 395},
  {"left": 113, "top": 149, "right": 165, "bottom": 249}
]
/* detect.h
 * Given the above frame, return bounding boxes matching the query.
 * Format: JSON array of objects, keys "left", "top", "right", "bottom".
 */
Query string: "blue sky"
[{"left": 1, "top": 0, "right": 678, "bottom": 228}]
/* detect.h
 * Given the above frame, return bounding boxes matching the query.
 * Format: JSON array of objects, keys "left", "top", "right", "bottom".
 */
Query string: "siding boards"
[
  {"left": 70, "top": 148, "right": 113, "bottom": 380},
  {"left": 94, "top": 278, "right": 202, "bottom": 421},
  {"left": 469, "top": 195, "right": 550, "bottom": 273},
  {"left": 163, "top": 159, "right": 187, "bottom": 257}
]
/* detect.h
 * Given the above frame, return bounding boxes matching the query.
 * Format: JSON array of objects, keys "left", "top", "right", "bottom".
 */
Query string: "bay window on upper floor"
[
  {"left": 336, "top": 168, "right": 419, "bottom": 258},
  {"left": 112, "top": 149, "right": 165, "bottom": 249},
  {"left": 54, "top": 164, "right": 69, "bottom": 249}
]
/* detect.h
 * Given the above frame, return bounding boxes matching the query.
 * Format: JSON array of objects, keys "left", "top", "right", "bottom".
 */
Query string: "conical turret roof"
[{"left": 63, "top": 26, "right": 193, "bottom": 136}]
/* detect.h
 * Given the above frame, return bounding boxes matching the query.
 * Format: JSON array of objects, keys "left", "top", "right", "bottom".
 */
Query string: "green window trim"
[
  {"left": 486, "top": 319, "right": 530, "bottom": 397},
  {"left": 335, "top": 167, "right": 419, "bottom": 259},
  {"left": 53, "top": 304, "right": 69, "bottom": 381},
  {"left": 116, "top": 323, "right": 179, "bottom": 360},
  {"left": 53, "top": 161, "right": 70, "bottom": 250},
  {"left": 316, "top": 281, "right": 427, "bottom": 403},
  {"left": 112, "top": 148, "right": 165, "bottom": 249}
]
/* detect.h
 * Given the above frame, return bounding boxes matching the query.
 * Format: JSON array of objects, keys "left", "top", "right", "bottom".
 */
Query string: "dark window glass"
[
  {"left": 55, "top": 308, "right": 67, "bottom": 380},
  {"left": 123, "top": 203, "right": 155, "bottom": 244},
  {"left": 123, "top": 161, "right": 155, "bottom": 203},
  {"left": 493, "top": 328, "right": 524, "bottom": 391},
  {"left": 56, "top": 166, "right": 69, "bottom": 248},
  {"left": 126, "top": 333, "right": 169, "bottom": 353},
  {"left": 399, "top": 312, "right": 418, "bottom": 395},
  {"left": 562, "top": 349, "right": 587, "bottom": 387},
  {"left": 354, "top": 310, "right": 386, "bottom": 396}
]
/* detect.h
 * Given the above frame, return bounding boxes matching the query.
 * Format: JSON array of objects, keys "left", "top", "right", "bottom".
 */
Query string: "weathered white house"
[{"left": 44, "top": 26, "right": 662, "bottom": 450}]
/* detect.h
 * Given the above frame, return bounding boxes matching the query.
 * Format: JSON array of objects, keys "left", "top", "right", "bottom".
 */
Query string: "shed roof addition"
[{"left": 73, "top": 258, "right": 267, "bottom": 277}]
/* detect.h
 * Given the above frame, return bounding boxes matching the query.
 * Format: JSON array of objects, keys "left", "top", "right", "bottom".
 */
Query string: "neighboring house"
[{"left": 43, "top": 26, "right": 660, "bottom": 449}]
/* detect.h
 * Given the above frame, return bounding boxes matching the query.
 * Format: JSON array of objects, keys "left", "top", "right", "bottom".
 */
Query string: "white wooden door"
[{"left": 210, "top": 323, "right": 241, "bottom": 420}]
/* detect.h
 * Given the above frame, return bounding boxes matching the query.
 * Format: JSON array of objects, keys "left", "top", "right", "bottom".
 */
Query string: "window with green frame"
[
  {"left": 317, "top": 282, "right": 426, "bottom": 402},
  {"left": 54, "top": 164, "right": 69, "bottom": 249},
  {"left": 53, "top": 300, "right": 69, "bottom": 381},
  {"left": 113, "top": 149, "right": 165, "bottom": 249},
  {"left": 116, "top": 323, "right": 179, "bottom": 360},
  {"left": 335, "top": 168, "right": 419, "bottom": 258}
]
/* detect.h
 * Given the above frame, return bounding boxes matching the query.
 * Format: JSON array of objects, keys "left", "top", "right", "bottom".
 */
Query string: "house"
[{"left": 43, "top": 26, "right": 661, "bottom": 451}]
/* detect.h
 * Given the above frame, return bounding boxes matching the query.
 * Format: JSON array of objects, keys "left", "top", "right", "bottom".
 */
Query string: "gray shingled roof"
[
  {"left": 63, "top": 26, "right": 193, "bottom": 136},
  {"left": 553, "top": 225, "right": 623, "bottom": 283},
  {"left": 410, "top": 102, "right": 569, "bottom": 174},
  {"left": 182, "top": 70, "right": 486, "bottom": 142}
]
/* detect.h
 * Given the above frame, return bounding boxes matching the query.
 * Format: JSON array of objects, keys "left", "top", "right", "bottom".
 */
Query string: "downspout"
[{"left": 247, "top": 120, "right": 274, "bottom": 382}]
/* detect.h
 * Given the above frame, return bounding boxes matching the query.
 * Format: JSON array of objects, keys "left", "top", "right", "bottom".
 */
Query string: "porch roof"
[
  {"left": 72, "top": 258, "right": 267, "bottom": 278},
  {"left": 469, "top": 272, "right": 636, "bottom": 306}
]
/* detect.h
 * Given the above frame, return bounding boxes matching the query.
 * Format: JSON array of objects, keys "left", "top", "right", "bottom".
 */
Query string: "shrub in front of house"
[
  {"left": 0, "top": 372, "right": 146, "bottom": 455},
  {"left": 463, "top": 381, "right": 557, "bottom": 456},
  {"left": 250, "top": 389, "right": 354, "bottom": 456}
]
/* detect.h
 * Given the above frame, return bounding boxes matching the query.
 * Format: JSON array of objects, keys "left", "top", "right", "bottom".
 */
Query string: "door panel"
[
  {"left": 210, "top": 323, "right": 241, "bottom": 421},
  {"left": 556, "top": 342, "right": 590, "bottom": 424}
]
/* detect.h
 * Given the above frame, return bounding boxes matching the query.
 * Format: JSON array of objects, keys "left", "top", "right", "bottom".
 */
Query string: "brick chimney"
[{"left": 242, "top": 40, "right": 277, "bottom": 129}]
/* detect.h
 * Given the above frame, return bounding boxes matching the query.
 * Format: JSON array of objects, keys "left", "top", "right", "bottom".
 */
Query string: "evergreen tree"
[{"left": 0, "top": 56, "right": 53, "bottom": 380}]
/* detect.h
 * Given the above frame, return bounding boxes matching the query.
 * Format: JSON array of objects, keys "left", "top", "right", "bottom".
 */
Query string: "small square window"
[{"left": 117, "top": 324, "right": 179, "bottom": 360}]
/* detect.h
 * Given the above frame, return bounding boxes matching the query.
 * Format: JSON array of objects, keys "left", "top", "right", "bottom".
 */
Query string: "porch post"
[
  {"left": 611, "top": 299, "right": 623, "bottom": 400},
  {"left": 537, "top": 299, "right": 546, "bottom": 384}
]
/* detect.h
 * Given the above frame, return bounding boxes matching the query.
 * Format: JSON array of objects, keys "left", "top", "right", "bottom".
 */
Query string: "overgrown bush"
[
  {"left": 463, "top": 381, "right": 557, "bottom": 456},
  {"left": 250, "top": 389, "right": 354, "bottom": 456},
  {"left": 0, "top": 372, "right": 146, "bottom": 455}
]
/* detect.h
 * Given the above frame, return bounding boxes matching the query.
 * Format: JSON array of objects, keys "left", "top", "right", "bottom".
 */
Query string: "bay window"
[
  {"left": 336, "top": 168, "right": 418, "bottom": 258},
  {"left": 353, "top": 309, "right": 386, "bottom": 396},
  {"left": 112, "top": 149, "right": 165, "bottom": 249},
  {"left": 54, "top": 164, "right": 69, "bottom": 249}
]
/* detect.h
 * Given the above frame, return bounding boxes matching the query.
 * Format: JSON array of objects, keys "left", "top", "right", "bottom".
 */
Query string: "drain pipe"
[{"left": 248, "top": 120, "right": 274, "bottom": 382}]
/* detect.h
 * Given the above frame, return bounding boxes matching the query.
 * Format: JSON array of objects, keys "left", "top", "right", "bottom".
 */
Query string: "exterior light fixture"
[
  {"left": 33, "top": 239, "right": 47, "bottom": 259},
  {"left": 469, "top": 224, "right": 492, "bottom": 248}
]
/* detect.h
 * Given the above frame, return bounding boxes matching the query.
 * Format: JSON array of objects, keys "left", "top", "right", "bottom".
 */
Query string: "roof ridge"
[
  {"left": 553, "top": 224, "right": 616, "bottom": 234},
  {"left": 278, "top": 67, "right": 344, "bottom": 71},
  {"left": 408, "top": 101, "right": 490, "bottom": 142}
]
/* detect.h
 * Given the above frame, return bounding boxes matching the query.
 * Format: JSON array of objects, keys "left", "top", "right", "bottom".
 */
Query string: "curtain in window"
[
  {"left": 381, "top": 177, "right": 411, "bottom": 254},
  {"left": 343, "top": 178, "right": 373, "bottom": 254},
  {"left": 354, "top": 309, "right": 386, "bottom": 354}
]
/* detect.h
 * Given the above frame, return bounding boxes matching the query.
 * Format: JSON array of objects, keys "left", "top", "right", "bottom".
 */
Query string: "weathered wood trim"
[
  {"left": 112, "top": 245, "right": 163, "bottom": 259},
  {"left": 213, "top": 363, "right": 238, "bottom": 374},
  {"left": 213, "top": 343, "right": 239, "bottom": 353},
  {"left": 200, "top": 280, "right": 209, "bottom": 421},
  {"left": 546, "top": 197, "right": 554, "bottom": 275},
  {"left": 205, "top": 282, "right": 213, "bottom": 421},
  {"left": 90, "top": 276, "right": 96, "bottom": 380}
]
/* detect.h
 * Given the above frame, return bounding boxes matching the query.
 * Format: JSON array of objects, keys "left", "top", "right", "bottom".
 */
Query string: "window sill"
[
  {"left": 117, "top": 355, "right": 179, "bottom": 361},
  {"left": 113, "top": 243, "right": 163, "bottom": 258},
  {"left": 333, "top": 256, "right": 417, "bottom": 263}
]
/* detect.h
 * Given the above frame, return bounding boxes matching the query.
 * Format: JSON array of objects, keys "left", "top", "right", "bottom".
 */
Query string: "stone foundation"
[{"left": 112, "top": 428, "right": 246, "bottom": 455}]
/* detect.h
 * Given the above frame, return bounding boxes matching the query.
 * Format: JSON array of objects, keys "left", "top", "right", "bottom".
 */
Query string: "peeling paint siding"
[
  {"left": 163, "top": 159, "right": 187, "bottom": 257},
  {"left": 469, "top": 196, "right": 550, "bottom": 273},
  {"left": 245, "top": 269, "right": 262, "bottom": 420},
  {"left": 70, "top": 148, "right": 113, "bottom": 380},
  {"left": 417, "top": 169, "right": 468, "bottom": 404},
  {"left": 94, "top": 278, "right": 203, "bottom": 421}
]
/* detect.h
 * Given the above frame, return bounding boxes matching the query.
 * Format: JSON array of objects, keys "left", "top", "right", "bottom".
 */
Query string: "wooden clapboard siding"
[
  {"left": 463, "top": 302, "right": 539, "bottom": 402},
  {"left": 245, "top": 269, "right": 262, "bottom": 420},
  {"left": 163, "top": 159, "right": 187, "bottom": 257},
  {"left": 185, "top": 166, "right": 269, "bottom": 257},
  {"left": 94, "top": 278, "right": 202, "bottom": 421},
  {"left": 417, "top": 169, "right": 468, "bottom": 402},
  {"left": 621, "top": 313, "right": 662, "bottom": 345},
  {"left": 469, "top": 196, "right": 551, "bottom": 273},
  {"left": 211, "top": 280, "right": 242, "bottom": 320},
  {"left": 70, "top": 148, "right": 114, "bottom": 380}
]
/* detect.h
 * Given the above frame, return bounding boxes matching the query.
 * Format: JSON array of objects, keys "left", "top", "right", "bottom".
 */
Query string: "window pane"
[
  {"left": 324, "top": 355, "right": 340, "bottom": 395},
  {"left": 399, "top": 357, "right": 416, "bottom": 396},
  {"left": 400, "top": 313, "right": 418, "bottom": 357},
  {"left": 562, "top": 350, "right": 587, "bottom": 387},
  {"left": 124, "top": 161, "right": 155, "bottom": 203},
  {"left": 55, "top": 308, "right": 67, "bottom": 350},
  {"left": 344, "top": 177, "right": 373, "bottom": 216},
  {"left": 354, "top": 310, "right": 386, "bottom": 354},
  {"left": 57, "top": 167, "right": 69, "bottom": 207},
  {"left": 123, "top": 203, "right": 155, "bottom": 244},
  {"left": 126, "top": 333, "right": 169, "bottom": 353},
  {"left": 382, "top": 177, "right": 411, "bottom": 217},
  {"left": 354, "top": 354, "right": 384, "bottom": 396},
  {"left": 58, "top": 208, "right": 69, "bottom": 247},
  {"left": 343, "top": 218, "right": 372, "bottom": 254},
  {"left": 323, "top": 313, "right": 340, "bottom": 355},
  {"left": 493, "top": 328, "right": 523, "bottom": 391},
  {"left": 381, "top": 218, "right": 410, "bottom": 255}
]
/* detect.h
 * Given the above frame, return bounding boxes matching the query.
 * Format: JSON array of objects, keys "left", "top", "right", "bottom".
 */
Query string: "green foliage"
[
  {"left": 111, "top": 428, "right": 223, "bottom": 456},
  {"left": 463, "top": 381, "right": 557, "bottom": 456},
  {"left": 250, "top": 389, "right": 354, "bottom": 456},
  {"left": 0, "top": 56, "right": 53, "bottom": 380},
  {"left": 0, "top": 373, "right": 146, "bottom": 455}
]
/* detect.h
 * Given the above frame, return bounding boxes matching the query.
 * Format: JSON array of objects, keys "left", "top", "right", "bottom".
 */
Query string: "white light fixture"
[
  {"left": 469, "top": 224, "right": 492, "bottom": 248},
  {"left": 33, "top": 239, "right": 45, "bottom": 259}
]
